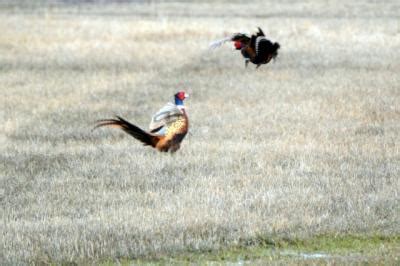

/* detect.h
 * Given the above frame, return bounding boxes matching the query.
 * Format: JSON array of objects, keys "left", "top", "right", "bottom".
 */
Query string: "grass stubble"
[{"left": 1, "top": 0, "right": 399, "bottom": 264}]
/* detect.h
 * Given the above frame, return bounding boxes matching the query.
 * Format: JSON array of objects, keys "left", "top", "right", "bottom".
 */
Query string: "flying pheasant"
[
  {"left": 210, "top": 27, "right": 280, "bottom": 68},
  {"left": 95, "top": 91, "right": 189, "bottom": 153}
]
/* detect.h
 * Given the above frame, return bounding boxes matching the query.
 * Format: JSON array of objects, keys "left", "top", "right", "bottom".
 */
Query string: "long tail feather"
[{"left": 94, "top": 116, "right": 159, "bottom": 147}]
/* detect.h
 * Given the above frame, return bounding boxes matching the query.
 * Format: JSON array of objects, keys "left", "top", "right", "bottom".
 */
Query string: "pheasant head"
[{"left": 174, "top": 91, "right": 189, "bottom": 108}]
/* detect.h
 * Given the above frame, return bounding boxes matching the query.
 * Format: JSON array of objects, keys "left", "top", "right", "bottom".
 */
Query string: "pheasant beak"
[{"left": 184, "top": 93, "right": 189, "bottom": 99}]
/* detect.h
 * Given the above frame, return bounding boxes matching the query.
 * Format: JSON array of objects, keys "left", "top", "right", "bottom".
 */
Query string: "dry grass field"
[{"left": 1, "top": 0, "right": 400, "bottom": 264}]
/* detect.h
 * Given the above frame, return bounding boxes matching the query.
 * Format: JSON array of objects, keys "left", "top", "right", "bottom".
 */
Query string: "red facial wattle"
[
  {"left": 176, "top": 91, "right": 186, "bottom": 100},
  {"left": 234, "top": 41, "right": 242, "bottom": 49}
]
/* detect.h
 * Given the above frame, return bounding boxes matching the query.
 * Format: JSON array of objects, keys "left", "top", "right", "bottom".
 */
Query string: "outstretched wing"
[
  {"left": 209, "top": 33, "right": 250, "bottom": 49},
  {"left": 209, "top": 36, "right": 232, "bottom": 49},
  {"left": 149, "top": 102, "right": 184, "bottom": 134}
]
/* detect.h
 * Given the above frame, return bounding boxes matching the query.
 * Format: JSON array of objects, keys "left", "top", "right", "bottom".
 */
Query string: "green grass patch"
[
  {"left": 98, "top": 234, "right": 400, "bottom": 265},
  {"left": 287, "top": 234, "right": 399, "bottom": 253}
]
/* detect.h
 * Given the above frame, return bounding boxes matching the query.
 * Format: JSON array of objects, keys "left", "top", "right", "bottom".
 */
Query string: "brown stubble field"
[{"left": 1, "top": 0, "right": 399, "bottom": 264}]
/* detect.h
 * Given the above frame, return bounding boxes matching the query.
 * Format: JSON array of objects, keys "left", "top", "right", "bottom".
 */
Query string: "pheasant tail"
[{"left": 95, "top": 116, "right": 159, "bottom": 147}]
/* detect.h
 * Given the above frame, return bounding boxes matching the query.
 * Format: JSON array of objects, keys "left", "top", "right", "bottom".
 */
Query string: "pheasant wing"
[
  {"left": 209, "top": 36, "right": 232, "bottom": 49},
  {"left": 255, "top": 37, "right": 277, "bottom": 60},
  {"left": 209, "top": 33, "right": 250, "bottom": 49},
  {"left": 149, "top": 102, "right": 184, "bottom": 134}
]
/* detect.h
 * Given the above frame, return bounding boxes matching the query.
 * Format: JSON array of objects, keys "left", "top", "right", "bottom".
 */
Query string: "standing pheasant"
[
  {"left": 210, "top": 27, "right": 280, "bottom": 68},
  {"left": 95, "top": 91, "right": 189, "bottom": 153}
]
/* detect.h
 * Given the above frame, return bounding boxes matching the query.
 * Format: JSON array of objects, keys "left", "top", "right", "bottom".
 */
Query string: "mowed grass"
[{"left": 1, "top": 0, "right": 400, "bottom": 264}]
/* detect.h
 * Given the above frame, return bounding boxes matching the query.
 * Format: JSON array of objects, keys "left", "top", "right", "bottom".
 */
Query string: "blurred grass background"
[{"left": 1, "top": 0, "right": 399, "bottom": 264}]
